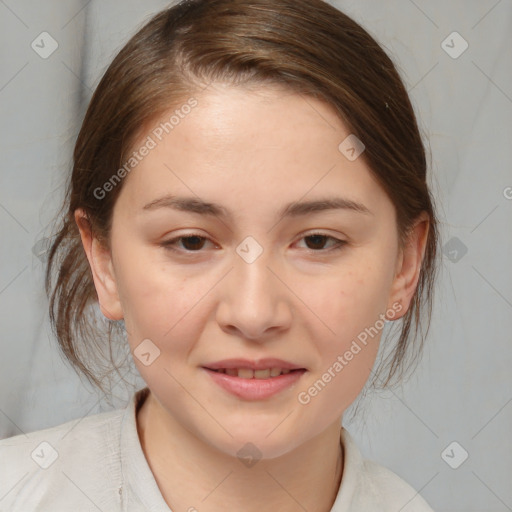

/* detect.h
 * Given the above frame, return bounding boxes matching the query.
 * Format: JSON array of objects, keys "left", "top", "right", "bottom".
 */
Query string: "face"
[{"left": 77, "top": 82, "right": 427, "bottom": 459}]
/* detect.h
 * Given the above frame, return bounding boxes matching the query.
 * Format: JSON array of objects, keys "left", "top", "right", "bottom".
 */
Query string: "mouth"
[
  {"left": 203, "top": 367, "right": 306, "bottom": 379},
  {"left": 201, "top": 366, "right": 308, "bottom": 400}
]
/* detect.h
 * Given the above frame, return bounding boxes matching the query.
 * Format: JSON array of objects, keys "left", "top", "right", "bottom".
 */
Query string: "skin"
[{"left": 76, "top": 82, "right": 429, "bottom": 512}]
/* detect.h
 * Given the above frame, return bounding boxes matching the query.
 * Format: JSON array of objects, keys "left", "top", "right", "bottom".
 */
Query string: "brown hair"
[{"left": 45, "top": 0, "right": 440, "bottom": 396}]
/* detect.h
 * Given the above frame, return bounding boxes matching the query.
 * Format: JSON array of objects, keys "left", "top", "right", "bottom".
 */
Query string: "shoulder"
[
  {"left": 359, "top": 458, "right": 435, "bottom": 511},
  {"left": 0, "top": 406, "right": 125, "bottom": 511},
  {"left": 335, "top": 428, "right": 435, "bottom": 512}
]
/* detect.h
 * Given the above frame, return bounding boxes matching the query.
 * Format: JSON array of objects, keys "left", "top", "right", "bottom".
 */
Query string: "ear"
[
  {"left": 386, "top": 212, "right": 430, "bottom": 320},
  {"left": 74, "top": 208, "right": 123, "bottom": 321}
]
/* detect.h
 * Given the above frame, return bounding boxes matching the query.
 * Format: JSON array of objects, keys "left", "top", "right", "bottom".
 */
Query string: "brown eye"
[
  {"left": 161, "top": 235, "right": 211, "bottom": 252},
  {"left": 160, "top": 232, "right": 347, "bottom": 255},
  {"left": 179, "top": 236, "right": 207, "bottom": 251},
  {"left": 304, "top": 234, "right": 330, "bottom": 250},
  {"left": 298, "top": 233, "right": 347, "bottom": 252}
]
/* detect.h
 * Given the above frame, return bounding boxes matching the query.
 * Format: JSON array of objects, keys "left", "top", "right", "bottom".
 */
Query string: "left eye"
[
  {"left": 161, "top": 233, "right": 346, "bottom": 253},
  {"left": 297, "top": 233, "right": 346, "bottom": 251}
]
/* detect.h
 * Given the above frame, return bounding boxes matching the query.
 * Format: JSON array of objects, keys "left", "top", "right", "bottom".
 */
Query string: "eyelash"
[{"left": 160, "top": 232, "right": 347, "bottom": 255}]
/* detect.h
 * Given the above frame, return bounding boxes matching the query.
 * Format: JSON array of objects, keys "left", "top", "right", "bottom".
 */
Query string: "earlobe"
[
  {"left": 387, "top": 213, "right": 430, "bottom": 320},
  {"left": 74, "top": 209, "right": 124, "bottom": 321}
]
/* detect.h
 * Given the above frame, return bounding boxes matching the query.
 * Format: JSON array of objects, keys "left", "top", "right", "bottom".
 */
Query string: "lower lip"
[{"left": 202, "top": 368, "right": 307, "bottom": 400}]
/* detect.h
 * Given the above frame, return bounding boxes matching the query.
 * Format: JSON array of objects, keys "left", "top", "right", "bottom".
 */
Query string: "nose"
[{"left": 215, "top": 245, "right": 292, "bottom": 342}]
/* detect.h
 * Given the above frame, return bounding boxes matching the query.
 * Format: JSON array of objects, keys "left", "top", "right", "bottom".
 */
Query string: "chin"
[{"left": 203, "top": 425, "right": 305, "bottom": 462}]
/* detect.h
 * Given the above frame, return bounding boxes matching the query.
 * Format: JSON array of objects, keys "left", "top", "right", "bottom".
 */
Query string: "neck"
[{"left": 136, "top": 391, "right": 344, "bottom": 512}]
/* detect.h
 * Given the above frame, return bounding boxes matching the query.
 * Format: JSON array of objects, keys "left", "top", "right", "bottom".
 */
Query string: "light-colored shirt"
[{"left": 0, "top": 387, "right": 434, "bottom": 511}]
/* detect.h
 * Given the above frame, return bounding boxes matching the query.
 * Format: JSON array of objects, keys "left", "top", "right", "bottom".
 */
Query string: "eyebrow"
[{"left": 142, "top": 194, "right": 373, "bottom": 219}]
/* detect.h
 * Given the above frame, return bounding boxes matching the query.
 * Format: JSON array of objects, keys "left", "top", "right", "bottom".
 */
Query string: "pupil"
[
  {"left": 183, "top": 236, "right": 204, "bottom": 250},
  {"left": 306, "top": 235, "right": 326, "bottom": 250}
]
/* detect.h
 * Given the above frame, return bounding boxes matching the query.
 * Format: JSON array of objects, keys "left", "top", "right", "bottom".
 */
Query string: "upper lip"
[{"left": 202, "top": 358, "right": 306, "bottom": 371}]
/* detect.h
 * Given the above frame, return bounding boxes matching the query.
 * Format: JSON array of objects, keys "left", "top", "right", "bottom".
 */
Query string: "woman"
[{"left": 0, "top": 1, "right": 439, "bottom": 510}]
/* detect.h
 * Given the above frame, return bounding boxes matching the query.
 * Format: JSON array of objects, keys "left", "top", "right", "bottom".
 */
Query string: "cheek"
[
  {"left": 113, "top": 244, "right": 200, "bottom": 352},
  {"left": 296, "top": 273, "right": 387, "bottom": 421},
  {"left": 118, "top": 266, "right": 206, "bottom": 390},
  {"left": 305, "top": 260, "right": 392, "bottom": 391},
  {"left": 313, "top": 263, "right": 390, "bottom": 341}
]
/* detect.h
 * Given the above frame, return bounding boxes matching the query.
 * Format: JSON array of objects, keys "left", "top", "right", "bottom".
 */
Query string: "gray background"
[{"left": 1, "top": 1, "right": 511, "bottom": 510}]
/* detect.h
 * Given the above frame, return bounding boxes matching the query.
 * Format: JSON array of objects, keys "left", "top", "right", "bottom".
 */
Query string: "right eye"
[{"left": 160, "top": 234, "right": 214, "bottom": 253}]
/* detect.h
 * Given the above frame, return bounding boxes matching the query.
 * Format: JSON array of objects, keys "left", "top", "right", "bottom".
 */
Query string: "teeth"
[
  {"left": 214, "top": 367, "right": 294, "bottom": 379},
  {"left": 239, "top": 368, "right": 256, "bottom": 379}
]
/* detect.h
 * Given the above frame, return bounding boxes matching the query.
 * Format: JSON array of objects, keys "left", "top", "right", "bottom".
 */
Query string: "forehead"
[{"left": 116, "top": 83, "right": 390, "bottom": 219}]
